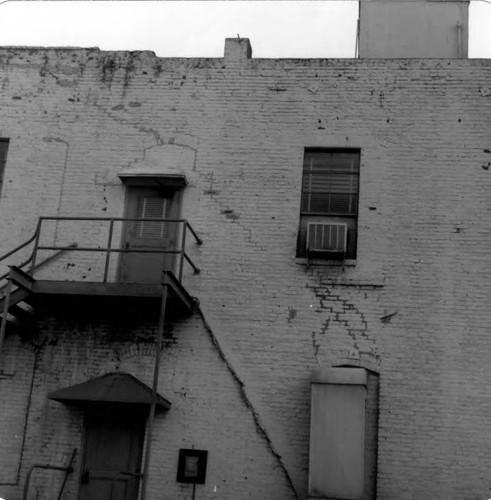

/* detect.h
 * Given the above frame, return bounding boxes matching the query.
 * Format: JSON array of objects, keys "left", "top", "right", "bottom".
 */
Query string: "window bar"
[
  {"left": 349, "top": 158, "right": 354, "bottom": 214},
  {"left": 139, "top": 198, "right": 147, "bottom": 238},
  {"left": 160, "top": 201, "right": 167, "bottom": 239},
  {"left": 308, "top": 157, "right": 313, "bottom": 212},
  {"left": 103, "top": 219, "right": 115, "bottom": 283}
]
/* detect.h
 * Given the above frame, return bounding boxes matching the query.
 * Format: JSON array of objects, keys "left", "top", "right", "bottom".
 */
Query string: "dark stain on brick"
[
  {"left": 380, "top": 311, "right": 397, "bottom": 324},
  {"left": 128, "top": 101, "right": 141, "bottom": 107},
  {"left": 369, "top": 206, "right": 377, "bottom": 211},
  {"left": 101, "top": 56, "right": 116, "bottom": 84},
  {"left": 112, "top": 104, "right": 125, "bottom": 111},
  {"left": 268, "top": 85, "right": 287, "bottom": 92},
  {"left": 482, "top": 163, "right": 490, "bottom": 170},
  {"left": 57, "top": 79, "right": 77, "bottom": 88},
  {"left": 153, "top": 62, "right": 163, "bottom": 78},
  {"left": 287, "top": 307, "right": 297, "bottom": 323},
  {"left": 221, "top": 209, "right": 240, "bottom": 220},
  {"left": 12, "top": 96, "right": 22, "bottom": 100},
  {"left": 123, "top": 60, "right": 135, "bottom": 88}
]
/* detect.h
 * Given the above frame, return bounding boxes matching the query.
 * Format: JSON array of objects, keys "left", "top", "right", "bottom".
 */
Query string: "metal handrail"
[
  {"left": 0, "top": 243, "right": 78, "bottom": 288},
  {"left": 22, "top": 448, "right": 77, "bottom": 500},
  {"left": 0, "top": 216, "right": 202, "bottom": 287},
  {"left": 0, "top": 223, "right": 39, "bottom": 265},
  {"left": 32, "top": 216, "right": 202, "bottom": 284}
]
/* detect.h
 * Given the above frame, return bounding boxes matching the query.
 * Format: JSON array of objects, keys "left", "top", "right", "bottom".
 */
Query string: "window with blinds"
[
  {"left": 301, "top": 150, "right": 359, "bottom": 216},
  {"left": 297, "top": 149, "right": 360, "bottom": 260},
  {"left": 134, "top": 196, "right": 169, "bottom": 239},
  {"left": 0, "top": 140, "right": 9, "bottom": 197}
]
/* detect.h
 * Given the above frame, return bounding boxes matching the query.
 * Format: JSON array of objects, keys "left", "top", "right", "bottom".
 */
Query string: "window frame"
[
  {"left": 0, "top": 139, "right": 10, "bottom": 197},
  {"left": 297, "top": 148, "right": 360, "bottom": 260}
]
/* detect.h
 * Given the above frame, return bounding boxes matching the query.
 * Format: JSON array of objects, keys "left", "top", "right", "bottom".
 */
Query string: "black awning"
[
  {"left": 118, "top": 172, "right": 187, "bottom": 188},
  {"left": 48, "top": 372, "right": 171, "bottom": 410}
]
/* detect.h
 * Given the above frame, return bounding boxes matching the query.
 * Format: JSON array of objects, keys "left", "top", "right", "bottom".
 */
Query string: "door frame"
[
  {"left": 77, "top": 404, "right": 147, "bottom": 500},
  {"left": 118, "top": 185, "right": 184, "bottom": 283}
]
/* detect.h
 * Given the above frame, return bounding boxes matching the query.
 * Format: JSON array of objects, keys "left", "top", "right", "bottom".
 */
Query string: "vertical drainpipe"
[
  {"left": 456, "top": 21, "right": 463, "bottom": 58},
  {"left": 140, "top": 283, "right": 168, "bottom": 500}
]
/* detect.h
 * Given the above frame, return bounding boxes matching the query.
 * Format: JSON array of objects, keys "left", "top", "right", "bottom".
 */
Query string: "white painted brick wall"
[{"left": 0, "top": 46, "right": 490, "bottom": 499}]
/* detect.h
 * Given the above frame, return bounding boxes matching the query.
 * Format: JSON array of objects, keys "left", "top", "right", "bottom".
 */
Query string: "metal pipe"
[
  {"left": 30, "top": 219, "right": 43, "bottom": 275},
  {"left": 183, "top": 253, "right": 200, "bottom": 274},
  {"left": 0, "top": 232, "right": 37, "bottom": 264},
  {"left": 178, "top": 221, "right": 186, "bottom": 283},
  {"left": 355, "top": 18, "right": 360, "bottom": 58},
  {"left": 22, "top": 449, "right": 76, "bottom": 500},
  {"left": 0, "top": 278, "right": 12, "bottom": 366},
  {"left": 186, "top": 221, "right": 203, "bottom": 245},
  {"left": 103, "top": 219, "right": 115, "bottom": 283},
  {"left": 140, "top": 284, "right": 168, "bottom": 500},
  {"left": 36, "top": 246, "right": 182, "bottom": 254},
  {"left": 456, "top": 21, "right": 463, "bottom": 58},
  {"left": 56, "top": 449, "right": 77, "bottom": 500},
  {"left": 39, "top": 216, "right": 188, "bottom": 223}
]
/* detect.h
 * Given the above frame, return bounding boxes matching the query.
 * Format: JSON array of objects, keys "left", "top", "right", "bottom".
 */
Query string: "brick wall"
[{"left": 0, "top": 45, "right": 490, "bottom": 499}]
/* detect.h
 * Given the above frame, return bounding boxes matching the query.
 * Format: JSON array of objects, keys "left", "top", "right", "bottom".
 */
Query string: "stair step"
[{"left": 9, "top": 304, "right": 34, "bottom": 322}]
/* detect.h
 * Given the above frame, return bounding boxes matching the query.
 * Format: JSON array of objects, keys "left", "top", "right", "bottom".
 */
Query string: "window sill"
[{"left": 295, "top": 258, "right": 357, "bottom": 267}]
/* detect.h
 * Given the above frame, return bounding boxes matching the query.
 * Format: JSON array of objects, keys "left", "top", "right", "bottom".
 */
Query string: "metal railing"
[
  {"left": 0, "top": 219, "right": 41, "bottom": 289},
  {"left": 0, "top": 216, "right": 202, "bottom": 287},
  {"left": 23, "top": 448, "right": 77, "bottom": 500}
]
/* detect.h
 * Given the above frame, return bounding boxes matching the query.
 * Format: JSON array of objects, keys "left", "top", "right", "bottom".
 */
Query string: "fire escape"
[{"left": 0, "top": 215, "right": 202, "bottom": 500}]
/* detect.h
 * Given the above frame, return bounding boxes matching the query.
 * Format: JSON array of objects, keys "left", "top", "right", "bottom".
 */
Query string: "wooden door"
[
  {"left": 119, "top": 187, "right": 180, "bottom": 283},
  {"left": 79, "top": 408, "right": 145, "bottom": 500}
]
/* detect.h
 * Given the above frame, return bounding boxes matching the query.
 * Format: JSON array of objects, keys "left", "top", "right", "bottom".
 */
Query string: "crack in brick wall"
[{"left": 196, "top": 306, "right": 300, "bottom": 500}]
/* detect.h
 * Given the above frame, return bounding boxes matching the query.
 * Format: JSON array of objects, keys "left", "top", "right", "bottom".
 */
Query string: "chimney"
[
  {"left": 224, "top": 38, "right": 253, "bottom": 61},
  {"left": 359, "top": 0, "right": 469, "bottom": 58}
]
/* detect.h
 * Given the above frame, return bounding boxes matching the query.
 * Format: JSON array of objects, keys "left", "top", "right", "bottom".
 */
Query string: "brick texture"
[{"left": 0, "top": 47, "right": 490, "bottom": 499}]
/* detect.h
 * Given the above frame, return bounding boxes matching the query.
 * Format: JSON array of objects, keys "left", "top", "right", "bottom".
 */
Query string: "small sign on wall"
[{"left": 176, "top": 449, "right": 208, "bottom": 484}]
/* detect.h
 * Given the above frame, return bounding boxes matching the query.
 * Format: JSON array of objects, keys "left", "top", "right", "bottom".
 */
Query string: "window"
[
  {"left": 297, "top": 149, "right": 360, "bottom": 259},
  {"left": 0, "top": 139, "right": 9, "bottom": 197}
]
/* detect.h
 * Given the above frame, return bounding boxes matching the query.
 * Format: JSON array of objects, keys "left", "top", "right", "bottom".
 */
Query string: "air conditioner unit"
[{"left": 307, "top": 222, "right": 348, "bottom": 253}]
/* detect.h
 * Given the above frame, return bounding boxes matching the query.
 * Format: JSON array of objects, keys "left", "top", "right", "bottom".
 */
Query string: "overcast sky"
[{"left": 0, "top": 1, "right": 489, "bottom": 58}]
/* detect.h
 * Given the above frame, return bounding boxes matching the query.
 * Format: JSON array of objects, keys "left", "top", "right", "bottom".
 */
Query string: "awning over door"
[
  {"left": 48, "top": 372, "right": 171, "bottom": 410},
  {"left": 118, "top": 172, "right": 187, "bottom": 188}
]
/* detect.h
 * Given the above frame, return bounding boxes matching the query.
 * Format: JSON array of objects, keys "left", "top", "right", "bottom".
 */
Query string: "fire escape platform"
[{"left": 3, "top": 267, "right": 196, "bottom": 321}]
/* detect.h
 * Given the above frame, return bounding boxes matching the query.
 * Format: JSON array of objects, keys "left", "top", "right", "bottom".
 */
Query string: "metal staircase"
[
  {"left": 0, "top": 266, "right": 35, "bottom": 331},
  {"left": 0, "top": 215, "right": 202, "bottom": 500}
]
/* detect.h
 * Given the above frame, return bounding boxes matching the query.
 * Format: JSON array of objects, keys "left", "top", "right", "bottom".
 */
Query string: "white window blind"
[
  {"left": 301, "top": 150, "right": 360, "bottom": 215},
  {"left": 134, "top": 196, "right": 168, "bottom": 239}
]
